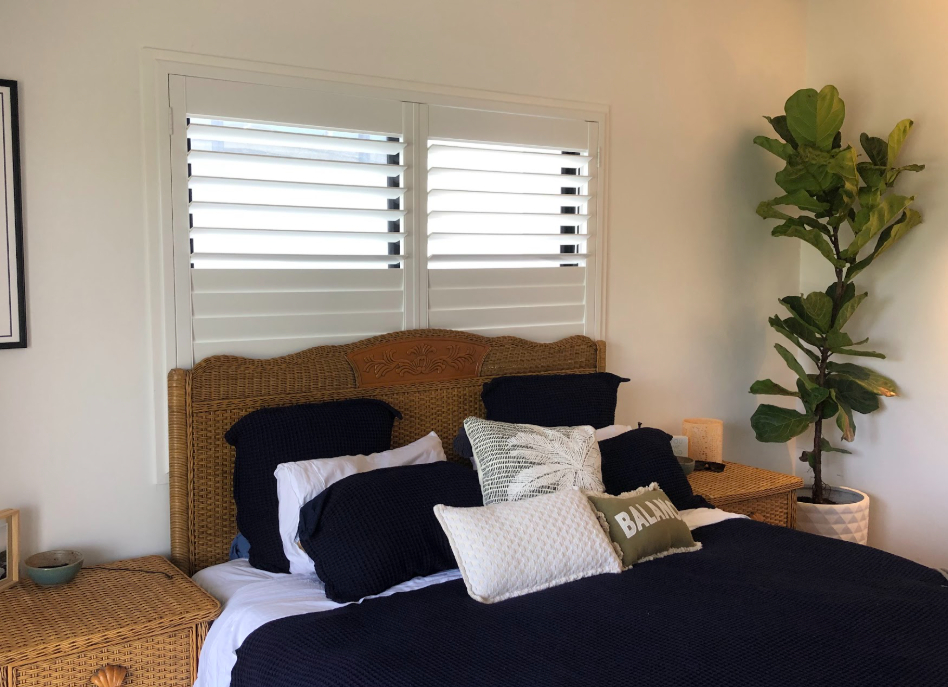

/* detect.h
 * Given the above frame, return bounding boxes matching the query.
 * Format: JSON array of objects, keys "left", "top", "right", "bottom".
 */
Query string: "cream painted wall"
[
  {"left": 0, "top": 0, "right": 805, "bottom": 564},
  {"left": 805, "top": 0, "right": 948, "bottom": 568}
]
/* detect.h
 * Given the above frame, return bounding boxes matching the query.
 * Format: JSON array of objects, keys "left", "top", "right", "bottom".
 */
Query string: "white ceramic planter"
[{"left": 795, "top": 486, "right": 870, "bottom": 545}]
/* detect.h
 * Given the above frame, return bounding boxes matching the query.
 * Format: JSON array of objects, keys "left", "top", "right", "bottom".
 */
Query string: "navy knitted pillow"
[
  {"left": 453, "top": 426, "right": 475, "bottom": 461},
  {"left": 225, "top": 399, "right": 401, "bottom": 573},
  {"left": 298, "top": 462, "right": 483, "bottom": 603},
  {"left": 599, "top": 427, "right": 709, "bottom": 511},
  {"left": 481, "top": 372, "right": 629, "bottom": 428}
]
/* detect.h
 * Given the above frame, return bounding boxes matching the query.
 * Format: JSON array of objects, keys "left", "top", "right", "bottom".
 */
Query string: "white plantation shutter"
[
  {"left": 167, "top": 79, "right": 604, "bottom": 365},
  {"left": 425, "top": 106, "right": 600, "bottom": 341},
  {"left": 172, "top": 77, "right": 410, "bottom": 363}
]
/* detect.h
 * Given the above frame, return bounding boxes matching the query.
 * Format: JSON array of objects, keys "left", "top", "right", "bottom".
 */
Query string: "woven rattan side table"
[
  {"left": 688, "top": 462, "right": 804, "bottom": 528},
  {"left": 0, "top": 555, "right": 219, "bottom": 687}
]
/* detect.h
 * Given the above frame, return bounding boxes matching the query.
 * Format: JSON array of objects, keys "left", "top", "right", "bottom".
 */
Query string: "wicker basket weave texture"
[
  {"left": 688, "top": 462, "right": 804, "bottom": 528},
  {"left": 170, "top": 329, "right": 605, "bottom": 574},
  {"left": 0, "top": 556, "right": 219, "bottom": 685}
]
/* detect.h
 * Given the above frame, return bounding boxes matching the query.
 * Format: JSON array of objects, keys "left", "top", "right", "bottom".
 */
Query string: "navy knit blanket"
[{"left": 233, "top": 519, "right": 948, "bottom": 687}]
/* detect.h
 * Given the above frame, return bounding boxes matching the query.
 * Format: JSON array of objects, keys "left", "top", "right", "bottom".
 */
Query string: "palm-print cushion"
[{"left": 464, "top": 417, "right": 604, "bottom": 505}]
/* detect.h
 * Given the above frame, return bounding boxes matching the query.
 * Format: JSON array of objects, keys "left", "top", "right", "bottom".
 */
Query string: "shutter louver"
[
  {"left": 185, "top": 118, "right": 407, "bottom": 360},
  {"left": 426, "top": 138, "right": 596, "bottom": 340}
]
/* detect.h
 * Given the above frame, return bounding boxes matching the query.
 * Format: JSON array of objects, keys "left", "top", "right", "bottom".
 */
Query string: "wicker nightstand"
[
  {"left": 688, "top": 462, "right": 804, "bottom": 528},
  {"left": 0, "top": 555, "right": 219, "bottom": 687}
]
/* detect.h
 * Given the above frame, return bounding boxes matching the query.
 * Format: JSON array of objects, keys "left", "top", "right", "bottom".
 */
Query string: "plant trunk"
[
  {"left": 811, "top": 347, "right": 830, "bottom": 504},
  {"left": 810, "top": 266, "right": 847, "bottom": 505},
  {"left": 811, "top": 416, "right": 824, "bottom": 503}
]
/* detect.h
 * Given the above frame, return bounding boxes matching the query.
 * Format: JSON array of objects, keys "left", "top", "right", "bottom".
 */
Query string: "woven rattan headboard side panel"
[{"left": 168, "top": 329, "right": 605, "bottom": 574}]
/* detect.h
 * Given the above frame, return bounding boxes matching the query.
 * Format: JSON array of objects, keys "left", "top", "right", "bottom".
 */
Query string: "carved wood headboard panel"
[{"left": 168, "top": 328, "right": 605, "bottom": 574}]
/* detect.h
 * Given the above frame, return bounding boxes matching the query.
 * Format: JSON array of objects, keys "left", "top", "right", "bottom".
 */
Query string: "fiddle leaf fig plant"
[{"left": 750, "top": 85, "right": 924, "bottom": 504}]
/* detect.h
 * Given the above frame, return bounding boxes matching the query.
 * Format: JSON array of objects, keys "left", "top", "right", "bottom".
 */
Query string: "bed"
[{"left": 169, "top": 329, "right": 948, "bottom": 687}]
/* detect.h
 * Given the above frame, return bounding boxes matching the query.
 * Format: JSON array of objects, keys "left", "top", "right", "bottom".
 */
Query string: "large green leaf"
[
  {"left": 827, "top": 146, "right": 859, "bottom": 188},
  {"left": 856, "top": 162, "right": 886, "bottom": 188},
  {"left": 775, "top": 343, "right": 815, "bottom": 388},
  {"left": 779, "top": 297, "right": 825, "bottom": 336},
  {"left": 803, "top": 292, "right": 833, "bottom": 332},
  {"left": 799, "top": 381, "right": 830, "bottom": 416},
  {"left": 775, "top": 190, "right": 829, "bottom": 212},
  {"left": 871, "top": 208, "right": 923, "bottom": 261},
  {"left": 832, "top": 347, "right": 886, "bottom": 359},
  {"left": 826, "top": 281, "right": 856, "bottom": 307},
  {"left": 754, "top": 136, "right": 794, "bottom": 161},
  {"left": 755, "top": 202, "right": 791, "bottom": 221},
  {"left": 833, "top": 291, "right": 867, "bottom": 330},
  {"left": 821, "top": 438, "right": 852, "bottom": 454},
  {"left": 774, "top": 146, "right": 841, "bottom": 194},
  {"left": 756, "top": 190, "right": 828, "bottom": 220},
  {"left": 858, "top": 184, "right": 882, "bottom": 210},
  {"left": 825, "top": 377, "right": 881, "bottom": 414},
  {"left": 784, "top": 86, "right": 846, "bottom": 151},
  {"left": 887, "top": 119, "right": 914, "bottom": 165},
  {"left": 843, "top": 194, "right": 914, "bottom": 258},
  {"left": 846, "top": 209, "right": 923, "bottom": 281},
  {"left": 772, "top": 221, "right": 845, "bottom": 267},
  {"left": 860, "top": 132, "right": 888, "bottom": 167},
  {"left": 769, "top": 316, "right": 821, "bottom": 363},
  {"left": 886, "top": 163, "right": 925, "bottom": 186},
  {"left": 827, "top": 362, "right": 898, "bottom": 397},
  {"left": 751, "top": 404, "right": 814, "bottom": 443},
  {"left": 825, "top": 329, "right": 854, "bottom": 350},
  {"left": 749, "top": 379, "right": 800, "bottom": 397},
  {"left": 835, "top": 396, "right": 856, "bottom": 442},
  {"left": 764, "top": 115, "right": 798, "bottom": 148}
]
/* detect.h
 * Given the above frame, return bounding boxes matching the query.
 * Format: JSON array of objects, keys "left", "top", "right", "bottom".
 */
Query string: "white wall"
[
  {"left": 0, "top": 0, "right": 805, "bottom": 564},
  {"left": 804, "top": 0, "right": 948, "bottom": 568}
]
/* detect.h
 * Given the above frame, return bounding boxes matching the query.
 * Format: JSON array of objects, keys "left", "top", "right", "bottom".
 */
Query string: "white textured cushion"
[
  {"left": 464, "top": 418, "right": 603, "bottom": 505},
  {"left": 275, "top": 432, "right": 446, "bottom": 575},
  {"left": 434, "top": 489, "right": 622, "bottom": 603}
]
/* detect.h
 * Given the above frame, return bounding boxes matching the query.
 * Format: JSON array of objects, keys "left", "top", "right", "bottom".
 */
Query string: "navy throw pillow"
[
  {"left": 298, "top": 461, "right": 483, "bottom": 603},
  {"left": 225, "top": 398, "right": 402, "bottom": 573},
  {"left": 453, "top": 426, "right": 475, "bottom": 462},
  {"left": 481, "top": 372, "right": 629, "bottom": 428},
  {"left": 599, "top": 427, "right": 709, "bottom": 511}
]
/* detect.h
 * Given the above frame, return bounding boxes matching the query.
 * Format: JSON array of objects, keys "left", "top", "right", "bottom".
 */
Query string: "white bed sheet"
[{"left": 192, "top": 507, "right": 745, "bottom": 687}]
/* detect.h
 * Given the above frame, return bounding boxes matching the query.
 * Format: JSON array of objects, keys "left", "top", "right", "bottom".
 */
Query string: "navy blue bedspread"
[{"left": 232, "top": 520, "right": 948, "bottom": 687}]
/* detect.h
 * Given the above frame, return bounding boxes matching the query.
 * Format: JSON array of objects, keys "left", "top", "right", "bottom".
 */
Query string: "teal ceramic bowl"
[
  {"left": 24, "top": 550, "right": 83, "bottom": 586},
  {"left": 677, "top": 456, "right": 695, "bottom": 475}
]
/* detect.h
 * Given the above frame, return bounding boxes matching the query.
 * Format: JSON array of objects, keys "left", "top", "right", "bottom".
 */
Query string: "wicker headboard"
[{"left": 168, "top": 328, "right": 605, "bottom": 574}]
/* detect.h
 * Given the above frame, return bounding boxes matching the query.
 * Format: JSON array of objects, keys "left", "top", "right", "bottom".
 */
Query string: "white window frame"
[{"left": 141, "top": 49, "right": 609, "bottom": 482}]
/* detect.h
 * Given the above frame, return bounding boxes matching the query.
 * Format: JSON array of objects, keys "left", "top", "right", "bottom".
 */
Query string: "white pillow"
[
  {"left": 595, "top": 424, "right": 633, "bottom": 441},
  {"left": 467, "top": 425, "right": 631, "bottom": 470},
  {"left": 464, "top": 418, "right": 603, "bottom": 505},
  {"left": 275, "top": 432, "right": 446, "bottom": 575},
  {"left": 434, "top": 489, "right": 622, "bottom": 604}
]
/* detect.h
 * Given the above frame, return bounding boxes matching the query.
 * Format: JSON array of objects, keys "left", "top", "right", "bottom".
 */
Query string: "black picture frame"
[{"left": 0, "top": 78, "right": 26, "bottom": 349}]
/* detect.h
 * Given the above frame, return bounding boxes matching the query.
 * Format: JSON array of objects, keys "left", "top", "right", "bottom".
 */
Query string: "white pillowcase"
[
  {"left": 595, "top": 424, "right": 634, "bottom": 441},
  {"left": 434, "top": 488, "right": 622, "bottom": 603},
  {"left": 275, "top": 432, "right": 446, "bottom": 575},
  {"left": 465, "top": 418, "right": 604, "bottom": 505}
]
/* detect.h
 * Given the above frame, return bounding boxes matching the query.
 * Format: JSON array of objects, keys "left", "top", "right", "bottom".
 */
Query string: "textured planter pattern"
[{"left": 795, "top": 487, "right": 869, "bottom": 545}]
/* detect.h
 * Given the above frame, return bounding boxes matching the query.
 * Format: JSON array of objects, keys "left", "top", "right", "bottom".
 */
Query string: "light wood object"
[
  {"left": 168, "top": 328, "right": 606, "bottom": 575},
  {"left": 0, "top": 556, "right": 219, "bottom": 687},
  {"left": 0, "top": 509, "right": 19, "bottom": 592},
  {"left": 688, "top": 462, "right": 804, "bottom": 528}
]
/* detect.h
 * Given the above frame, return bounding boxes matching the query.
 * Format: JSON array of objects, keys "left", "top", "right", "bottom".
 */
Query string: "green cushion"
[{"left": 586, "top": 484, "right": 700, "bottom": 569}]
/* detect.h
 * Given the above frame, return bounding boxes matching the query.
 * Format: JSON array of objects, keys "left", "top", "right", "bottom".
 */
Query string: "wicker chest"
[
  {"left": 0, "top": 556, "right": 219, "bottom": 687},
  {"left": 688, "top": 462, "right": 804, "bottom": 528}
]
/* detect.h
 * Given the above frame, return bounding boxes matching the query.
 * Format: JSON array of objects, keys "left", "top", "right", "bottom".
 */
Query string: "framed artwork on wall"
[
  {"left": 0, "top": 79, "right": 26, "bottom": 349},
  {"left": 0, "top": 508, "right": 19, "bottom": 591}
]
